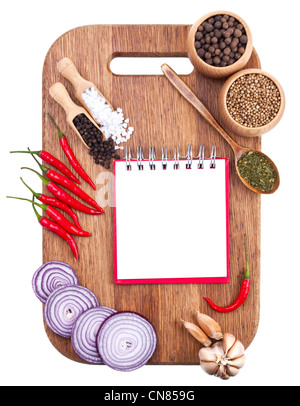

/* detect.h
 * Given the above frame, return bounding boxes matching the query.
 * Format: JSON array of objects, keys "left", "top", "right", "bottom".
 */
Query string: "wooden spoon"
[
  {"left": 161, "top": 63, "right": 280, "bottom": 195},
  {"left": 49, "top": 82, "right": 103, "bottom": 149},
  {"left": 57, "top": 57, "right": 113, "bottom": 115}
]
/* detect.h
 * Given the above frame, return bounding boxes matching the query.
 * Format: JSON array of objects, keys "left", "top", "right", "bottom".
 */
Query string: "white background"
[{"left": 1, "top": 0, "right": 299, "bottom": 387}]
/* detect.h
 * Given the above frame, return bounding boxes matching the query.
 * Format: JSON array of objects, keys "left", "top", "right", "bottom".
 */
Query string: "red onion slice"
[
  {"left": 32, "top": 261, "right": 79, "bottom": 303},
  {"left": 44, "top": 285, "right": 99, "bottom": 338},
  {"left": 96, "top": 312, "right": 157, "bottom": 371},
  {"left": 71, "top": 306, "right": 117, "bottom": 364}
]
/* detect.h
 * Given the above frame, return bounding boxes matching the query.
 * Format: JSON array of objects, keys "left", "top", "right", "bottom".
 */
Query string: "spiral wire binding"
[
  {"left": 198, "top": 144, "right": 205, "bottom": 169},
  {"left": 174, "top": 145, "right": 180, "bottom": 170},
  {"left": 149, "top": 147, "right": 156, "bottom": 170},
  {"left": 186, "top": 144, "right": 192, "bottom": 169},
  {"left": 124, "top": 144, "right": 218, "bottom": 170},
  {"left": 162, "top": 147, "right": 168, "bottom": 170},
  {"left": 137, "top": 146, "right": 144, "bottom": 170},
  {"left": 125, "top": 146, "right": 132, "bottom": 171},
  {"left": 210, "top": 144, "right": 217, "bottom": 169}
]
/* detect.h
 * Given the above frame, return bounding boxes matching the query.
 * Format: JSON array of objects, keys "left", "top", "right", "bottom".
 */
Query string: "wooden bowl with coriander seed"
[
  {"left": 186, "top": 11, "right": 253, "bottom": 79},
  {"left": 218, "top": 68, "right": 285, "bottom": 137}
]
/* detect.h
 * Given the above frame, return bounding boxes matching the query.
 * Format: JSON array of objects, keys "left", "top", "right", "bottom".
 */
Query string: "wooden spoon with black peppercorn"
[
  {"left": 49, "top": 82, "right": 104, "bottom": 149},
  {"left": 161, "top": 64, "right": 280, "bottom": 195}
]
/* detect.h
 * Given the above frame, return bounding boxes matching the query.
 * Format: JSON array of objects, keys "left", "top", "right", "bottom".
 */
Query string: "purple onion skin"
[
  {"left": 44, "top": 285, "right": 99, "bottom": 338},
  {"left": 32, "top": 260, "right": 79, "bottom": 303},
  {"left": 71, "top": 306, "right": 117, "bottom": 364},
  {"left": 96, "top": 311, "right": 157, "bottom": 372}
]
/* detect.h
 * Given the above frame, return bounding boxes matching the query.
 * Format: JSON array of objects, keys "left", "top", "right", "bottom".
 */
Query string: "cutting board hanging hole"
[{"left": 110, "top": 57, "right": 194, "bottom": 75}]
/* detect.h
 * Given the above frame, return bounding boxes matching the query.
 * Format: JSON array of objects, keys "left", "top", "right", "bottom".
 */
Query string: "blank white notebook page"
[{"left": 114, "top": 158, "right": 229, "bottom": 284}]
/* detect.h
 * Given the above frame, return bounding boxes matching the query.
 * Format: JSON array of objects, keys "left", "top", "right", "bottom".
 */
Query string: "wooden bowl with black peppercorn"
[
  {"left": 218, "top": 68, "right": 285, "bottom": 137},
  {"left": 187, "top": 11, "right": 253, "bottom": 79}
]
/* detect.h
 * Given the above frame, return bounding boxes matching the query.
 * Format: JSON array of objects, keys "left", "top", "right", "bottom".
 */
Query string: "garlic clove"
[
  {"left": 181, "top": 319, "right": 212, "bottom": 347},
  {"left": 199, "top": 361, "right": 219, "bottom": 376},
  {"left": 199, "top": 342, "right": 224, "bottom": 361},
  {"left": 199, "top": 347, "right": 219, "bottom": 362},
  {"left": 196, "top": 311, "right": 223, "bottom": 340},
  {"left": 199, "top": 342, "right": 224, "bottom": 366},
  {"left": 212, "top": 340, "right": 225, "bottom": 355},
  {"left": 215, "top": 365, "right": 229, "bottom": 379},
  {"left": 226, "top": 365, "right": 240, "bottom": 377},
  {"left": 221, "top": 372, "right": 231, "bottom": 380},
  {"left": 227, "top": 339, "right": 245, "bottom": 360},
  {"left": 222, "top": 332, "right": 237, "bottom": 356},
  {"left": 227, "top": 355, "right": 246, "bottom": 369}
]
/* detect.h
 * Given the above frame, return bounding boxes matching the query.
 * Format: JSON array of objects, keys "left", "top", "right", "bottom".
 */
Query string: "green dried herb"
[{"left": 237, "top": 150, "right": 278, "bottom": 193}]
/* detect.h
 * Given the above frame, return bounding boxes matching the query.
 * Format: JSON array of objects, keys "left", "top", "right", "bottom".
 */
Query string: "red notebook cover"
[{"left": 114, "top": 157, "right": 229, "bottom": 285}]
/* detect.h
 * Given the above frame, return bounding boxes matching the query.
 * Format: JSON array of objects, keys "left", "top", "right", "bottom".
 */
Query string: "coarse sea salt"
[{"left": 81, "top": 87, "right": 134, "bottom": 147}]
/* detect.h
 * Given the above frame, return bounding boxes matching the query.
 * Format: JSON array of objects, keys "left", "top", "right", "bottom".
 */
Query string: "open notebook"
[{"left": 114, "top": 146, "right": 229, "bottom": 284}]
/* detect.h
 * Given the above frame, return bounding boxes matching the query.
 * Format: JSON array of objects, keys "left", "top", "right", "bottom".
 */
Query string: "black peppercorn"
[
  {"left": 234, "top": 29, "right": 242, "bottom": 38},
  {"left": 213, "top": 56, "right": 221, "bottom": 65},
  {"left": 195, "top": 31, "right": 203, "bottom": 40},
  {"left": 204, "top": 23, "right": 214, "bottom": 32},
  {"left": 197, "top": 48, "right": 205, "bottom": 58},
  {"left": 72, "top": 113, "right": 118, "bottom": 170},
  {"left": 240, "top": 35, "right": 248, "bottom": 44}
]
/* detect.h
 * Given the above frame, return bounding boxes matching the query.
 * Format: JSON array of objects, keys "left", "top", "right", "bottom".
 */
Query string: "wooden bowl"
[
  {"left": 187, "top": 11, "right": 253, "bottom": 79},
  {"left": 218, "top": 68, "right": 285, "bottom": 137}
]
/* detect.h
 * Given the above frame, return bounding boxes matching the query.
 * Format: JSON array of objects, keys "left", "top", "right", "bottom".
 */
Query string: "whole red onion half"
[
  {"left": 96, "top": 312, "right": 157, "bottom": 372},
  {"left": 32, "top": 261, "right": 79, "bottom": 303},
  {"left": 44, "top": 285, "right": 99, "bottom": 338},
  {"left": 71, "top": 306, "right": 117, "bottom": 364}
]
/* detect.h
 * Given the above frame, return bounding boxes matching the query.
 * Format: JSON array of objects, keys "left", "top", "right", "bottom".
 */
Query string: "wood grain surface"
[{"left": 42, "top": 25, "right": 261, "bottom": 365}]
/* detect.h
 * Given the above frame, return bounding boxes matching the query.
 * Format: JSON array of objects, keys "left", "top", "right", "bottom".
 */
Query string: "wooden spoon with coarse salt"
[
  {"left": 161, "top": 63, "right": 280, "bottom": 195},
  {"left": 57, "top": 57, "right": 113, "bottom": 114}
]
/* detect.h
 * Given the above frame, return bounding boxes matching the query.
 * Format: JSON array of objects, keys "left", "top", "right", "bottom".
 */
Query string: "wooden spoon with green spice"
[{"left": 161, "top": 64, "right": 280, "bottom": 194}]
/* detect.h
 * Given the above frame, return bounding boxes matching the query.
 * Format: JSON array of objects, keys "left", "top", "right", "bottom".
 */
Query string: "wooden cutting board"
[{"left": 42, "top": 25, "right": 261, "bottom": 365}]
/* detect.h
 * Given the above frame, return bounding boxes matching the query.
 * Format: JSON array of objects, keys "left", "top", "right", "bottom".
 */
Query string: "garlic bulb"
[{"left": 199, "top": 333, "right": 246, "bottom": 380}]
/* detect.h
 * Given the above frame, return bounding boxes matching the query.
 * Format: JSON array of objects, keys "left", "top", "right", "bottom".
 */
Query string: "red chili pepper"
[
  {"left": 31, "top": 198, "right": 79, "bottom": 260},
  {"left": 204, "top": 235, "right": 250, "bottom": 313},
  {"left": 10, "top": 149, "right": 81, "bottom": 184},
  {"left": 28, "top": 150, "right": 103, "bottom": 212},
  {"left": 20, "top": 177, "right": 82, "bottom": 230},
  {"left": 48, "top": 114, "right": 96, "bottom": 190},
  {"left": 22, "top": 167, "right": 103, "bottom": 215},
  {"left": 7, "top": 196, "right": 91, "bottom": 237}
]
